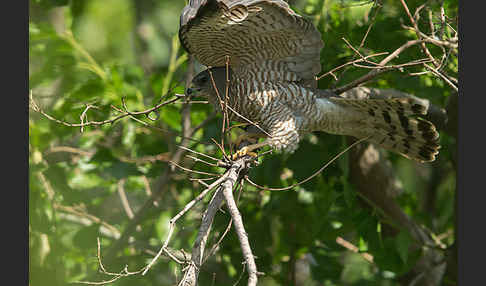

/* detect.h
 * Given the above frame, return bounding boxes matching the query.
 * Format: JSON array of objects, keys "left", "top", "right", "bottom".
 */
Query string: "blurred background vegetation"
[{"left": 29, "top": 0, "right": 457, "bottom": 285}]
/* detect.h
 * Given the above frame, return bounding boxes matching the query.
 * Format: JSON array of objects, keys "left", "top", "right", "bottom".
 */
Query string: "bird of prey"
[{"left": 180, "top": 0, "right": 440, "bottom": 162}]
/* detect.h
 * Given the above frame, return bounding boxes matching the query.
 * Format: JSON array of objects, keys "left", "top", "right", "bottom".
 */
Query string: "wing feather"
[{"left": 179, "top": 0, "right": 323, "bottom": 84}]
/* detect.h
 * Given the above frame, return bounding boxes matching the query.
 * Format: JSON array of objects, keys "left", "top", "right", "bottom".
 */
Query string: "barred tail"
[{"left": 327, "top": 96, "right": 440, "bottom": 162}]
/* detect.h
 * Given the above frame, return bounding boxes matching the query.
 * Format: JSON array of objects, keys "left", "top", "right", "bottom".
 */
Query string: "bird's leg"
[
  {"left": 231, "top": 140, "right": 270, "bottom": 160},
  {"left": 231, "top": 125, "right": 267, "bottom": 160}
]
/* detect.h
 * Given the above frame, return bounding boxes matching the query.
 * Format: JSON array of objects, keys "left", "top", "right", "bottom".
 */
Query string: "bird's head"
[{"left": 186, "top": 67, "right": 232, "bottom": 101}]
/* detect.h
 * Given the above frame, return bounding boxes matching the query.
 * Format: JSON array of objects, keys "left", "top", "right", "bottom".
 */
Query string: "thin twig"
[
  {"left": 142, "top": 174, "right": 228, "bottom": 275},
  {"left": 317, "top": 52, "right": 388, "bottom": 81},
  {"left": 399, "top": 0, "right": 439, "bottom": 68},
  {"left": 177, "top": 145, "right": 220, "bottom": 162},
  {"left": 169, "top": 160, "right": 221, "bottom": 177},
  {"left": 203, "top": 217, "right": 233, "bottom": 264},
  {"left": 335, "top": 236, "right": 374, "bottom": 264},
  {"left": 332, "top": 39, "right": 427, "bottom": 94},
  {"left": 423, "top": 63, "right": 458, "bottom": 92},
  {"left": 358, "top": 2, "right": 382, "bottom": 50},
  {"left": 245, "top": 136, "right": 369, "bottom": 191},
  {"left": 205, "top": 65, "right": 271, "bottom": 139},
  {"left": 74, "top": 238, "right": 145, "bottom": 285},
  {"left": 30, "top": 90, "right": 183, "bottom": 130},
  {"left": 110, "top": 104, "right": 205, "bottom": 145},
  {"left": 185, "top": 154, "right": 220, "bottom": 167}
]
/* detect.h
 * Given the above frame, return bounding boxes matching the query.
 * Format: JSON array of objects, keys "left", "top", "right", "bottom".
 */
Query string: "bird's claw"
[{"left": 231, "top": 146, "right": 258, "bottom": 160}]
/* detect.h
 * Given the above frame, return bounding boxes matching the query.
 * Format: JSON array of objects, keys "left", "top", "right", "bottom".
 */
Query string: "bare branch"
[
  {"left": 423, "top": 63, "right": 458, "bottom": 92},
  {"left": 398, "top": 0, "right": 439, "bottom": 68},
  {"left": 316, "top": 52, "right": 388, "bottom": 81},
  {"left": 221, "top": 160, "right": 259, "bottom": 286},
  {"left": 73, "top": 238, "right": 145, "bottom": 285},
  {"left": 30, "top": 90, "right": 183, "bottom": 131},
  {"left": 332, "top": 39, "right": 427, "bottom": 95},
  {"left": 180, "top": 185, "right": 226, "bottom": 286},
  {"left": 358, "top": 2, "right": 382, "bottom": 50}
]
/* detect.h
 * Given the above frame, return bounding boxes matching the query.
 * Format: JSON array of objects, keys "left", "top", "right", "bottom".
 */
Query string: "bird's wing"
[{"left": 179, "top": 0, "right": 323, "bottom": 86}]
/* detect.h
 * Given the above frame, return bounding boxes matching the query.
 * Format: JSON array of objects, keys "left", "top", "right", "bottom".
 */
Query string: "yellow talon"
[{"left": 231, "top": 146, "right": 258, "bottom": 160}]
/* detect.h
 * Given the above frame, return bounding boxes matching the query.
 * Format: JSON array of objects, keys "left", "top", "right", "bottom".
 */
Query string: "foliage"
[{"left": 29, "top": 0, "right": 457, "bottom": 285}]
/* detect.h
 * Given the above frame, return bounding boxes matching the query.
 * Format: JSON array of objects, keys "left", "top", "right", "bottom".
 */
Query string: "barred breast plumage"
[{"left": 181, "top": 0, "right": 441, "bottom": 162}]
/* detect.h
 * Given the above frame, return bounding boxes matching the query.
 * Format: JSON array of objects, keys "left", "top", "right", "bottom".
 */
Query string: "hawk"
[{"left": 180, "top": 0, "right": 440, "bottom": 162}]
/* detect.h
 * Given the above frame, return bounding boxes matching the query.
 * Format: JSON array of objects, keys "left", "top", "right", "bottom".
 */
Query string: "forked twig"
[
  {"left": 142, "top": 174, "right": 228, "bottom": 275},
  {"left": 74, "top": 237, "right": 145, "bottom": 285}
]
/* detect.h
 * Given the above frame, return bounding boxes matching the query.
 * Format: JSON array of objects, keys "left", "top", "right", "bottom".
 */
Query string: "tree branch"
[
  {"left": 179, "top": 185, "right": 225, "bottom": 286},
  {"left": 221, "top": 160, "right": 259, "bottom": 286}
]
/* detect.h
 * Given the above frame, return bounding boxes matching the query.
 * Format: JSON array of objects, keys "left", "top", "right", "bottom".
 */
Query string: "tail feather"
[{"left": 328, "top": 96, "right": 440, "bottom": 162}]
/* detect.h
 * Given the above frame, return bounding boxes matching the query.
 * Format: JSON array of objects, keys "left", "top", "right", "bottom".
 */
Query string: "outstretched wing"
[{"left": 179, "top": 0, "right": 323, "bottom": 85}]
